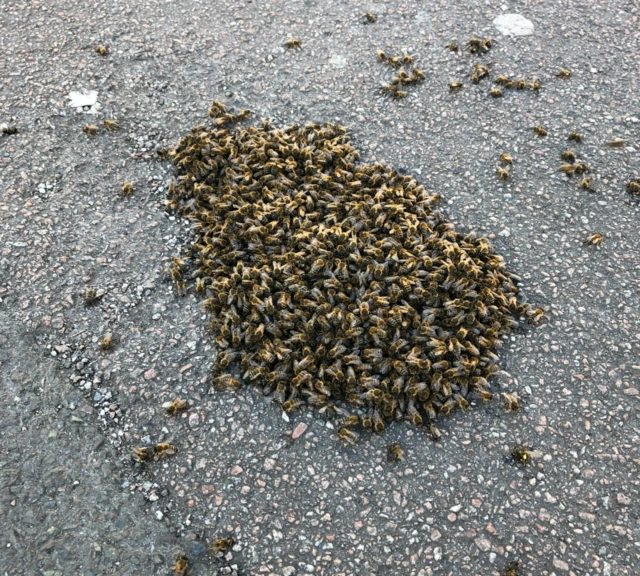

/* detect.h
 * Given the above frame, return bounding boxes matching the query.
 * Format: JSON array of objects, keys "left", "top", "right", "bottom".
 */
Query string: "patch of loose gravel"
[{"left": 1, "top": 1, "right": 638, "bottom": 575}]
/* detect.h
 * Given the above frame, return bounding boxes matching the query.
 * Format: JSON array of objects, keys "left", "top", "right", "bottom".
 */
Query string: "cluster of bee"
[
  {"left": 82, "top": 119, "right": 120, "bottom": 136},
  {"left": 172, "top": 537, "right": 235, "bottom": 574},
  {"left": 495, "top": 74, "right": 541, "bottom": 92},
  {"left": 131, "top": 442, "right": 178, "bottom": 462},
  {"left": 497, "top": 153, "right": 513, "bottom": 181},
  {"left": 377, "top": 51, "right": 425, "bottom": 100},
  {"left": 556, "top": 128, "right": 592, "bottom": 190},
  {"left": 165, "top": 103, "right": 541, "bottom": 440},
  {"left": 466, "top": 37, "right": 492, "bottom": 55}
]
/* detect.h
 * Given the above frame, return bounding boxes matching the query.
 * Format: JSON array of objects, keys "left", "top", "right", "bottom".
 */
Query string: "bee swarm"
[{"left": 166, "top": 104, "right": 537, "bottom": 436}]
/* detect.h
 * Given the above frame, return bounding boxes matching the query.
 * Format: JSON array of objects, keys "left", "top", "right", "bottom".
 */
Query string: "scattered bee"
[
  {"left": 210, "top": 536, "right": 235, "bottom": 554},
  {"left": 494, "top": 74, "right": 510, "bottom": 86},
  {"left": 467, "top": 37, "right": 491, "bottom": 55},
  {"left": 83, "top": 124, "right": 98, "bottom": 135},
  {"left": 504, "top": 560, "right": 521, "bottom": 576},
  {"left": 402, "top": 53, "right": 414, "bottom": 65},
  {"left": 567, "top": 129, "right": 582, "bottom": 142},
  {"left": 606, "top": 138, "right": 626, "bottom": 148},
  {"left": 154, "top": 443, "right": 178, "bottom": 458},
  {"left": 449, "top": 81, "right": 463, "bottom": 92},
  {"left": 560, "top": 149, "right": 576, "bottom": 163},
  {"left": 284, "top": 39, "right": 301, "bottom": 49},
  {"left": 511, "top": 444, "right": 533, "bottom": 464},
  {"left": 499, "top": 153, "right": 513, "bottom": 165},
  {"left": 386, "top": 443, "right": 405, "bottom": 462},
  {"left": 84, "top": 287, "right": 100, "bottom": 307},
  {"left": 103, "top": 119, "right": 120, "bottom": 131},
  {"left": 574, "top": 162, "right": 589, "bottom": 174},
  {"left": 429, "top": 423, "right": 442, "bottom": 441},
  {"left": 1, "top": 125, "right": 18, "bottom": 135},
  {"left": 489, "top": 88, "right": 503, "bottom": 98},
  {"left": 556, "top": 68, "right": 571, "bottom": 78},
  {"left": 530, "top": 78, "right": 541, "bottom": 91},
  {"left": 473, "top": 64, "right": 489, "bottom": 79},
  {"left": 131, "top": 446, "right": 152, "bottom": 463},
  {"left": 364, "top": 12, "right": 377, "bottom": 23},
  {"left": 559, "top": 164, "right": 576, "bottom": 176},
  {"left": 121, "top": 182, "right": 134, "bottom": 196},
  {"left": 165, "top": 398, "right": 188, "bottom": 416},
  {"left": 95, "top": 45, "right": 108, "bottom": 56},
  {"left": 338, "top": 427, "right": 359, "bottom": 444},
  {"left": 627, "top": 180, "right": 640, "bottom": 195},
  {"left": 497, "top": 167, "right": 509, "bottom": 180},
  {"left": 583, "top": 233, "right": 603, "bottom": 246},
  {"left": 579, "top": 177, "right": 591, "bottom": 191},
  {"left": 445, "top": 42, "right": 459, "bottom": 51},
  {"left": 527, "top": 307, "right": 546, "bottom": 324},
  {"left": 502, "top": 392, "right": 520, "bottom": 412},
  {"left": 376, "top": 50, "right": 387, "bottom": 61},
  {"left": 172, "top": 554, "right": 189, "bottom": 575},
  {"left": 533, "top": 125, "right": 547, "bottom": 137},
  {"left": 99, "top": 335, "right": 113, "bottom": 352}
]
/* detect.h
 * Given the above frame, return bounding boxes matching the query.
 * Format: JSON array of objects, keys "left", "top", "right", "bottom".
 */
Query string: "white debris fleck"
[
  {"left": 329, "top": 55, "right": 347, "bottom": 68},
  {"left": 67, "top": 90, "right": 99, "bottom": 113},
  {"left": 493, "top": 14, "right": 535, "bottom": 36}
]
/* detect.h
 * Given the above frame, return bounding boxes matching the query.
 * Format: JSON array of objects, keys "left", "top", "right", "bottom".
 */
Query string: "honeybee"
[
  {"left": 95, "top": 45, "right": 108, "bottom": 56},
  {"left": 282, "top": 398, "right": 303, "bottom": 413},
  {"left": 172, "top": 554, "right": 189, "bottom": 575},
  {"left": 574, "top": 162, "right": 589, "bottom": 174},
  {"left": 103, "top": 119, "right": 120, "bottom": 131},
  {"left": 386, "top": 56, "right": 401, "bottom": 68},
  {"left": 131, "top": 446, "right": 152, "bottom": 462},
  {"left": 627, "top": 180, "right": 640, "bottom": 195},
  {"left": 527, "top": 307, "right": 546, "bottom": 324},
  {"left": 84, "top": 287, "right": 100, "bottom": 307},
  {"left": 533, "top": 125, "right": 547, "bottom": 137},
  {"left": 386, "top": 443, "right": 404, "bottom": 462},
  {"left": 489, "top": 88, "right": 503, "bottom": 98},
  {"left": 502, "top": 392, "right": 520, "bottom": 412},
  {"left": 210, "top": 536, "right": 235, "bottom": 553},
  {"left": 364, "top": 12, "right": 377, "bottom": 23},
  {"left": 121, "top": 182, "right": 134, "bottom": 196},
  {"left": 606, "top": 138, "right": 626, "bottom": 148},
  {"left": 165, "top": 398, "right": 188, "bottom": 416},
  {"left": 560, "top": 149, "right": 576, "bottom": 163},
  {"left": 449, "top": 81, "right": 463, "bottom": 92},
  {"left": 154, "top": 443, "right": 178, "bottom": 457},
  {"left": 511, "top": 444, "right": 533, "bottom": 464},
  {"left": 530, "top": 78, "right": 541, "bottom": 91},
  {"left": 556, "top": 68, "right": 571, "bottom": 78},
  {"left": 473, "top": 64, "right": 489, "bottom": 78},
  {"left": 494, "top": 74, "right": 510, "bottom": 86},
  {"left": 384, "top": 85, "right": 407, "bottom": 99},
  {"left": 499, "top": 153, "right": 513, "bottom": 165},
  {"left": 338, "top": 427, "right": 359, "bottom": 444},
  {"left": 559, "top": 164, "right": 576, "bottom": 176},
  {"left": 505, "top": 560, "right": 521, "bottom": 576},
  {"left": 99, "top": 335, "right": 113, "bottom": 351},
  {"left": 402, "top": 53, "right": 414, "bottom": 65},
  {"left": 213, "top": 374, "right": 241, "bottom": 389},
  {"left": 497, "top": 167, "right": 509, "bottom": 180},
  {"left": 567, "top": 129, "right": 582, "bottom": 142},
  {"left": 583, "top": 233, "right": 603, "bottom": 246},
  {"left": 83, "top": 124, "right": 98, "bottom": 135},
  {"left": 429, "top": 422, "right": 441, "bottom": 441},
  {"left": 376, "top": 50, "right": 387, "bottom": 61},
  {"left": 579, "top": 177, "right": 591, "bottom": 190},
  {"left": 284, "top": 39, "right": 301, "bottom": 49},
  {"left": 1, "top": 126, "right": 18, "bottom": 135}
]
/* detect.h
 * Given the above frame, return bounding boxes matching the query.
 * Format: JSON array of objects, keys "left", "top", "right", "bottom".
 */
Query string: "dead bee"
[
  {"left": 627, "top": 180, "right": 640, "bottom": 195},
  {"left": 606, "top": 138, "right": 626, "bottom": 148},
  {"left": 364, "top": 12, "right": 377, "bottom": 23},
  {"left": 131, "top": 446, "right": 152, "bottom": 463},
  {"left": 567, "top": 129, "right": 582, "bottom": 142},
  {"left": 84, "top": 287, "right": 100, "bottom": 307},
  {"left": 386, "top": 443, "right": 405, "bottom": 462},
  {"left": 574, "top": 162, "right": 589, "bottom": 174},
  {"left": 383, "top": 85, "right": 407, "bottom": 99},
  {"left": 154, "top": 443, "right": 178, "bottom": 458},
  {"left": 489, "top": 88, "right": 503, "bottom": 98},
  {"left": 560, "top": 149, "right": 576, "bottom": 163},
  {"left": 282, "top": 398, "right": 303, "bottom": 413},
  {"left": 449, "top": 81, "right": 463, "bottom": 92},
  {"left": 473, "top": 64, "right": 489, "bottom": 79},
  {"left": 284, "top": 39, "right": 301, "bottom": 49},
  {"left": 210, "top": 536, "right": 235, "bottom": 554},
  {"left": 429, "top": 422, "right": 442, "bottom": 441},
  {"left": 99, "top": 335, "right": 113, "bottom": 351},
  {"left": 556, "top": 68, "right": 571, "bottom": 78},
  {"left": 530, "top": 78, "right": 541, "bottom": 91},
  {"left": 338, "top": 427, "right": 359, "bottom": 444},
  {"left": 497, "top": 167, "right": 509, "bottom": 180},
  {"left": 165, "top": 398, "right": 188, "bottom": 416},
  {"left": 121, "top": 182, "right": 134, "bottom": 196},
  {"left": 83, "top": 124, "right": 98, "bottom": 135},
  {"left": 172, "top": 554, "right": 189, "bottom": 575},
  {"left": 445, "top": 42, "right": 459, "bottom": 51},
  {"left": 103, "top": 119, "right": 120, "bottom": 131},
  {"left": 95, "top": 45, "right": 108, "bottom": 56},
  {"left": 533, "top": 125, "right": 547, "bottom": 137},
  {"left": 376, "top": 50, "right": 387, "bottom": 61},
  {"left": 511, "top": 444, "right": 533, "bottom": 464},
  {"left": 213, "top": 374, "right": 241, "bottom": 389},
  {"left": 583, "top": 233, "right": 603, "bottom": 246},
  {"left": 499, "top": 153, "right": 513, "bottom": 165},
  {"left": 559, "top": 164, "right": 576, "bottom": 176},
  {"left": 494, "top": 74, "right": 510, "bottom": 86},
  {"left": 527, "top": 307, "right": 546, "bottom": 324},
  {"left": 1, "top": 125, "right": 18, "bottom": 135},
  {"left": 502, "top": 392, "right": 520, "bottom": 412},
  {"left": 504, "top": 560, "right": 521, "bottom": 576},
  {"left": 402, "top": 53, "right": 414, "bottom": 65},
  {"left": 515, "top": 78, "right": 527, "bottom": 90},
  {"left": 409, "top": 69, "right": 426, "bottom": 82},
  {"left": 579, "top": 177, "right": 591, "bottom": 190}
]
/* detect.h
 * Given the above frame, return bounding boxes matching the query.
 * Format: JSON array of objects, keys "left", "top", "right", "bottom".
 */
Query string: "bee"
[
  {"left": 386, "top": 443, "right": 404, "bottom": 462},
  {"left": 154, "top": 443, "right": 178, "bottom": 457},
  {"left": 502, "top": 392, "right": 520, "bottom": 412},
  {"left": 533, "top": 125, "right": 547, "bottom": 137},
  {"left": 165, "top": 398, "right": 188, "bottom": 416},
  {"left": 1, "top": 125, "right": 18, "bottom": 135},
  {"left": 583, "top": 233, "right": 603, "bottom": 246},
  {"left": 606, "top": 138, "right": 626, "bottom": 148},
  {"left": 489, "top": 88, "right": 503, "bottom": 98},
  {"left": 99, "top": 335, "right": 113, "bottom": 351},
  {"left": 530, "top": 78, "right": 541, "bottom": 91},
  {"left": 84, "top": 287, "right": 100, "bottom": 307},
  {"left": 384, "top": 85, "right": 407, "bottom": 99},
  {"left": 527, "top": 307, "right": 546, "bottom": 324},
  {"left": 213, "top": 374, "right": 241, "bottom": 389},
  {"left": 282, "top": 398, "right": 303, "bottom": 413},
  {"left": 449, "top": 81, "right": 463, "bottom": 92},
  {"left": 172, "top": 554, "right": 189, "bottom": 575},
  {"left": 131, "top": 446, "right": 152, "bottom": 462},
  {"left": 376, "top": 50, "right": 387, "bottom": 61},
  {"left": 338, "top": 427, "right": 359, "bottom": 444},
  {"left": 627, "top": 180, "right": 640, "bottom": 195},
  {"left": 429, "top": 422, "right": 442, "bottom": 441},
  {"left": 505, "top": 560, "right": 521, "bottom": 576},
  {"left": 473, "top": 64, "right": 489, "bottom": 79},
  {"left": 337, "top": 415, "right": 360, "bottom": 428},
  {"left": 364, "top": 12, "right": 377, "bottom": 23},
  {"left": 579, "top": 177, "right": 591, "bottom": 191},
  {"left": 210, "top": 536, "right": 235, "bottom": 553},
  {"left": 567, "top": 129, "right": 582, "bottom": 142},
  {"left": 556, "top": 68, "right": 571, "bottom": 78},
  {"left": 83, "top": 124, "right": 98, "bottom": 135},
  {"left": 497, "top": 167, "right": 509, "bottom": 180},
  {"left": 121, "top": 182, "right": 134, "bottom": 196},
  {"left": 445, "top": 42, "right": 459, "bottom": 51},
  {"left": 95, "top": 45, "right": 108, "bottom": 56},
  {"left": 386, "top": 56, "right": 401, "bottom": 68},
  {"left": 511, "top": 444, "right": 533, "bottom": 464},
  {"left": 499, "top": 153, "right": 513, "bottom": 165},
  {"left": 514, "top": 78, "right": 527, "bottom": 90},
  {"left": 495, "top": 74, "right": 510, "bottom": 86},
  {"left": 559, "top": 164, "right": 576, "bottom": 176},
  {"left": 560, "top": 149, "right": 576, "bottom": 163},
  {"left": 574, "top": 162, "right": 589, "bottom": 174},
  {"left": 284, "top": 39, "right": 301, "bottom": 49},
  {"left": 402, "top": 53, "right": 414, "bottom": 65},
  {"left": 103, "top": 119, "right": 120, "bottom": 131}
]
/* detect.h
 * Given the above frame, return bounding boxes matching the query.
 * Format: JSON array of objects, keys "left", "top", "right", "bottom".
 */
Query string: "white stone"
[
  {"left": 329, "top": 55, "right": 347, "bottom": 68},
  {"left": 493, "top": 14, "right": 534, "bottom": 36}
]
